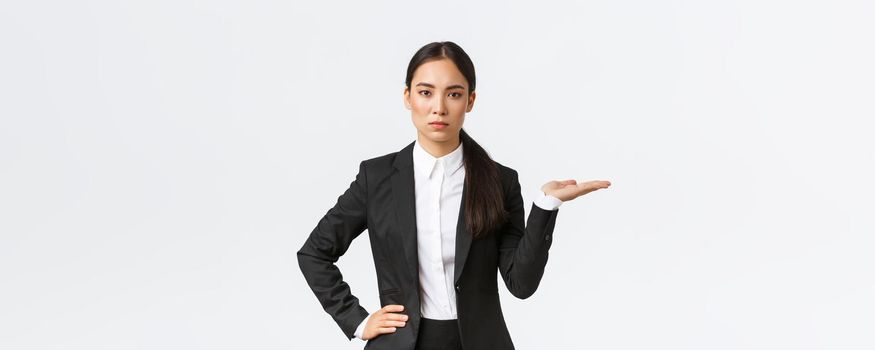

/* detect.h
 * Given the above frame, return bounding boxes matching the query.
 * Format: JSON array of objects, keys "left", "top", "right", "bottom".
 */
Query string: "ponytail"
[{"left": 460, "top": 128, "right": 508, "bottom": 238}]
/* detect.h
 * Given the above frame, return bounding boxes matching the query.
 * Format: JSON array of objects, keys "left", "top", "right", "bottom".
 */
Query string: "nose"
[{"left": 431, "top": 94, "right": 448, "bottom": 116}]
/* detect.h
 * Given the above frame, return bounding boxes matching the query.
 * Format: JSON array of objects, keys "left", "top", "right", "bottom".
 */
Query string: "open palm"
[{"left": 541, "top": 179, "right": 611, "bottom": 202}]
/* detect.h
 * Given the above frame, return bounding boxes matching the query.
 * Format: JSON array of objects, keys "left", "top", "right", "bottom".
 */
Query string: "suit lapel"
[
  {"left": 390, "top": 140, "right": 473, "bottom": 288},
  {"left": 454, "top": 178, "right": 472, "bottom": 286},
  {"left": 391, "top": 141, "right": 419, "bottom": 283}
]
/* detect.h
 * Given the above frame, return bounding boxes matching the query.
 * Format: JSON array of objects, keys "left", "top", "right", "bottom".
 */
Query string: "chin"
[{"left": 419, "top": 132, "right": 448, "bottom": 142}]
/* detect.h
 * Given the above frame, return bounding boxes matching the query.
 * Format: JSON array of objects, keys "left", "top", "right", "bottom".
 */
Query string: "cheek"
[
  {"left": 412, "top": 100, "right": 432, "bottom": 115},
  {"left": 448, "top": 99, "right": 468, "bottom": 114}
]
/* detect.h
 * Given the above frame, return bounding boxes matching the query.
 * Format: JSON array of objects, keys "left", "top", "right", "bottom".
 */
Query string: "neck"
[{"left": 416, "top": 133, "right": 461, "bottom": 158}]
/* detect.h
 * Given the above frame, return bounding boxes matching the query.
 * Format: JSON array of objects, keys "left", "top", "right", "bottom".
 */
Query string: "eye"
[
  {"left": 418, "top": 90, "right": 431, "bottom": 96},
  {"left": 449, "top": 92, "right": 462, "bottom": 98}
]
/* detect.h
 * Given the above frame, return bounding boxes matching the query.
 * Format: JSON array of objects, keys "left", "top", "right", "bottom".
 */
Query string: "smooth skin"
[{"left": 361, "top": 58, "right": 611, "bottom": 340}]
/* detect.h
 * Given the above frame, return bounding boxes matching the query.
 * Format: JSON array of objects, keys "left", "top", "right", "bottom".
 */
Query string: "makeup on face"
[{"left": 429, "top": 121, "right": 449, "bottom": 130}]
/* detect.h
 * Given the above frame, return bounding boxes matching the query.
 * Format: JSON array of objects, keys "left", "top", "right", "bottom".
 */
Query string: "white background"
[{"left": 1, "top": 0, "right": 873, "bottom": 349}]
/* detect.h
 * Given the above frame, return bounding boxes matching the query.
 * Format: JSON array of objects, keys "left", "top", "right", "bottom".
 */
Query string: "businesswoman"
[{"left": 297, "top": 41, "right": 611, "bottom": 350}]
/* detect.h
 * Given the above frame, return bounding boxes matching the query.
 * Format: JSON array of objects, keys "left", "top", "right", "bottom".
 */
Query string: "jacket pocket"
[
  {"left": 378, "top": 288, "right": 402, "bottom": 306},
  {"left": 379, "top": 288, "right": 399, "bottom": 295}
]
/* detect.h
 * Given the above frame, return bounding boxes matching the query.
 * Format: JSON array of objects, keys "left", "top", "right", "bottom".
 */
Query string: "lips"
[{"left": 429, "top": 121, "right": 448, "bottom": 130}]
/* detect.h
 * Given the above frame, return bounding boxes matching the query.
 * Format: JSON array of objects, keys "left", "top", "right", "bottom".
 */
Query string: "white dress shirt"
[{"left": 354, "top": 140, "right": 562, "bottom": 340}]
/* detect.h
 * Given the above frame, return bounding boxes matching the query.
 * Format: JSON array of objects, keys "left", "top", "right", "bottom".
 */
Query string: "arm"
[
  {"left": 498, "top": 169, "right": 561, "bottom": 299},
  {"left": 296, "top": 160, "right": 370, "bottom": 340}
]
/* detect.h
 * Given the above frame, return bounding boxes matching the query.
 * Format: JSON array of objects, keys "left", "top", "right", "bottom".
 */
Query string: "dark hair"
[{"left": 405, "top": 41, "right": 508, "bottom": 239}]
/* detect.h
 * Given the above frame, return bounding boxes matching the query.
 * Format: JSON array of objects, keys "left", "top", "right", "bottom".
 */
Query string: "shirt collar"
[{"left": 412, "top": 139, "right": 465, "bottom": 180}]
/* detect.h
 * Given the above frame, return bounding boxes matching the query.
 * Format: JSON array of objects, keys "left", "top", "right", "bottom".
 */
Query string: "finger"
[
  {"left": 580, "top": 181, "right": 611, "bottom": 192},
  {"left": 382, "top": 304, "right": 405, "bottom": 313},
  {"left": 384, "top": 313, "right": 409, "bottom": 321},
  {"left": 581, "top": 180, "right": 607, "bottom": 187},
  {"left": 592, "top": 180, "right": 611, "bottom": 188},
  {"left": 381, "top": 320, "right": 407, "bottom": 327},
  {"left": 377, "top": 327, "right": 397, "bottom": 333}
]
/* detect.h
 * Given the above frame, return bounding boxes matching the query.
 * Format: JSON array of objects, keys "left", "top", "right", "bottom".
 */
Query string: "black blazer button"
[{"left": 546, "top": 235, "right": 552, "bottom": 241}]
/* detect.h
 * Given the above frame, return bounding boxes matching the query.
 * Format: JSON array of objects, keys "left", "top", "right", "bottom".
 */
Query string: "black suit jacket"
[{"left": 297, "top": 140, "right": 559, "bottom": 350}]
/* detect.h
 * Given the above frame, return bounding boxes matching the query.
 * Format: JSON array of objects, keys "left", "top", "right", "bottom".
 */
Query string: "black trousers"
[{"left": 414, "top": 318, "right": 463, "bottom": 350}]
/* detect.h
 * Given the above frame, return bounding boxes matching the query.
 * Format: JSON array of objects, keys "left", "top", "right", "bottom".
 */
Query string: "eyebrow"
[{"left": 415, "top": 82, "right": 466, "bottom": 90}]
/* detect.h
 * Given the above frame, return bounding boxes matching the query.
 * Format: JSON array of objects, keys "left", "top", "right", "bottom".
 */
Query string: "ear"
[
  {"left": 403, "top": 86, "right": 411, "bottom": 110},
  {"left": 466, "top": 90, "right": 476, "bottom": 112}
]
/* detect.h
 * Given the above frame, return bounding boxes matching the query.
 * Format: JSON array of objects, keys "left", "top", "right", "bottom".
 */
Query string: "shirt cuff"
[
  {"left": 534, "top": 191, "right": 562, "bottom": 210},
  {"left": 354, "top": 314, "right": 370, "bottom": 340}
]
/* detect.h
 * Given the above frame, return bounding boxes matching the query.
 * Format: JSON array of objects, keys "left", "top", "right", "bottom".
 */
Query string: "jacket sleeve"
[
  {"left": 297, "top": 160, "right": 370, "bottom": 340},
  {"left": 498, "top": 168, "right": 560, "bottom": 299}
]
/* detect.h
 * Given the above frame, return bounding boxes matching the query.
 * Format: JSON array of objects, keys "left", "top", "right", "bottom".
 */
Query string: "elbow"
[
  {"left": 296, "top": 244, "right": 310, "bottom": 267},
  {"left": 508, "top": 283, "right": 539, "bottom": 300},
  {"left": 512, "top": 290, "right": 535, "bottom": 300},
  {"left": 502, "top": 260, "right": 548, "bottom": 300},
  {"left": 296, "top": 250, "right": 310, "bottom": 275},
  {"left": 296, "top": 249, "right": 306, "bottom": 267},
  {"left": 296, "top": 246, "right": 325, "bottom": 275}
]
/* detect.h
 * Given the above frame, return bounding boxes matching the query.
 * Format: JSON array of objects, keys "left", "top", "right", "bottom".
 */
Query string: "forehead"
[{"left": 411, "top": 58, "right": 468, "bottom": 88}]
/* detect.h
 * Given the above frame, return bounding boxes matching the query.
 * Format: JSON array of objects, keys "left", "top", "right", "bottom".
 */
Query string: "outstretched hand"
[{"left": 542, "top": 179, "right": 611, "bottom": 202}]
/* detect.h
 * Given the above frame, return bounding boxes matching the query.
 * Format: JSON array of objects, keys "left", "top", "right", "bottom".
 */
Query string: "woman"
[{"left": 297, "top": 41, "right": 611, "bottom": 350}]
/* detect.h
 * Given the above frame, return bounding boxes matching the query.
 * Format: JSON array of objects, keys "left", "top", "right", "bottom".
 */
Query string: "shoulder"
[
  {"left": 494, "top": 160, "right": 518, "bottom": 177},
  {"left": 361, "top": 150, "right": 396, "bottom": 168},
  {"left": 354, "top": 149, "right": 401, "bottom": 184},
  {"left": 493, "top": 160, "right": 520, "bottom": 192},
  {"left": 359, "top": 141, "right": 411, "bottom": 170}
]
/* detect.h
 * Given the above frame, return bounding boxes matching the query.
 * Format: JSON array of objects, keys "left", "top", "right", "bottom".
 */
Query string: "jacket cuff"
[
  {"left": 533, "top": 191, "right": 562, "bottom": 211},
  {"left": 353, "top": 313, "right": 370, "bottom": 341}
]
